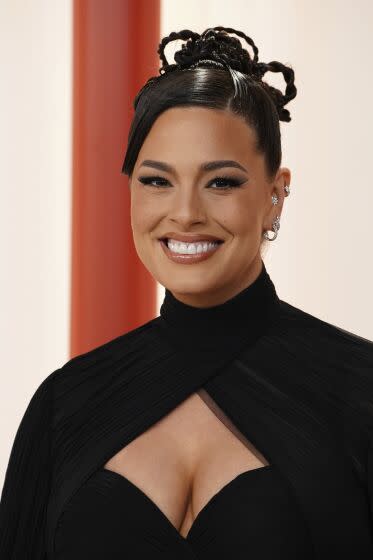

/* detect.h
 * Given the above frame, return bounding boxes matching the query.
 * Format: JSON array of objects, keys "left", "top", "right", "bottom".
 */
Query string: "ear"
[{"left": 262, "top": 167, "right": 291, "bottom": 232}]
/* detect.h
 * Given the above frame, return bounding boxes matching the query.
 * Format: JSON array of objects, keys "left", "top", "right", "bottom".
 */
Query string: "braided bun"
[
  {"left": 157, "top": 26, "right": 297, "bottom": 122},
  {"left": 122, "top": 26, "right": 297, "bottom": 180}
]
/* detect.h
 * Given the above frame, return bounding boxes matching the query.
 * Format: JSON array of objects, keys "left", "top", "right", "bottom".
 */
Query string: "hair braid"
[
  {"left": 157, "top": 30, "right": 202, "bottom": 74},
  {"left": 256, "top": 61, "right": 297, "bottom": 122},
  {"left": 154, "top": 26, "right": 296, "bottom": 122}
]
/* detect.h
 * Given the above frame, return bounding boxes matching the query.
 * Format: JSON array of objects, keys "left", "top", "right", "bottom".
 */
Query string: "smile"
[{"left": 159, "top": 238, "right": 224, "bottom": 264}]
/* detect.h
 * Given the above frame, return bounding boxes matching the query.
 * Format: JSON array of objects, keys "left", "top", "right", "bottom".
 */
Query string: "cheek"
[
  {"left": 220, "top": 196, "right": 262, "bottom": 236},
  {"left": 130, "top": 191, "right": 157, "bottom": 234}
]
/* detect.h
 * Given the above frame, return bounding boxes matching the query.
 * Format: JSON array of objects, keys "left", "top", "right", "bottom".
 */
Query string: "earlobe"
[{"left": 262, "top": 183, "right": 286, "bottom": 242}]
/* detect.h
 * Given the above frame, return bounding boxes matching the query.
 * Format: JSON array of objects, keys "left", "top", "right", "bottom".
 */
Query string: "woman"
[{"left": 1, "top": 26, "right": 373, "bottom": 559}]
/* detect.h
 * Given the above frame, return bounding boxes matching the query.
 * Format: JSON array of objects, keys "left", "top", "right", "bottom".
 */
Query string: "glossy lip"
[
  {"left": 158, "top": 232, "right": 223, "bottom": 243},
  {"left": 159, "top": 238, "right": 223, "bottom": 264}
]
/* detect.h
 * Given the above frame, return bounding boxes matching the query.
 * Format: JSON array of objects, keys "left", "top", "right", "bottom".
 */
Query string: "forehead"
[{"left": 137, "top": 106, "right": 259, "bottom": 169}]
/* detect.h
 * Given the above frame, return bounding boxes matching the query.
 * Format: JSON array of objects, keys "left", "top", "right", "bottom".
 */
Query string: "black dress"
[
  {"left": 53, "top": 465, "right": 311, "bottom": 559},
  {"left": 1, "top": 259, "right": 373, "bottom": 559}
]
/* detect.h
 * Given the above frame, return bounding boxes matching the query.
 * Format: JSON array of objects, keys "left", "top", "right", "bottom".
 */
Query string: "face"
[{"left": 129, "top": 106, "right": 290, "bottom": 307}]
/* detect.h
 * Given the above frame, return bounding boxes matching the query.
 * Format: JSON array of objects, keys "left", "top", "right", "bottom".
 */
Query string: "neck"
[
  {"left": 166, "top": 257, "right": 264, "bottom": 309},
  {"left": 158, "top": 259, "right": 281, "bottom": 358}
]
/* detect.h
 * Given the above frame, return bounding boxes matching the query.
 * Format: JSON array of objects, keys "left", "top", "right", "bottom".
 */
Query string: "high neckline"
[{"left": 158, "top": 260, "right": 281, "bottom": 358}]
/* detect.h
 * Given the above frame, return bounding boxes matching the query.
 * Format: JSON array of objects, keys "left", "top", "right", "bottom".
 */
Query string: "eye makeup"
[{"left": 137, "top": 175, "right": 247, "bottom": 191}]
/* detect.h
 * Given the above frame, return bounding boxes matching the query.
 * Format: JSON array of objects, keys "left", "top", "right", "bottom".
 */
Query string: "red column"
[{"left": 71, "top": 0, "right": 160, "bottom": 358}]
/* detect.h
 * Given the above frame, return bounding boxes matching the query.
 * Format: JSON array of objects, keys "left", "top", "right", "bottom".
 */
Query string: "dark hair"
[{"left": 121, "top": 26, "right": 297, "bottom": 181}]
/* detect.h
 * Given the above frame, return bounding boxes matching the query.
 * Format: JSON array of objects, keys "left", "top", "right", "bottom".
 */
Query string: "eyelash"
[{"left": 137, "top": 175, "right": 244, "bottom": 191}]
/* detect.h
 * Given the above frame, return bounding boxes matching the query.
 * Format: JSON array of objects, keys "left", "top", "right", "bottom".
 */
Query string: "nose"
[{"left": 168, "top": 187, "right": 206, "bottom": 228}]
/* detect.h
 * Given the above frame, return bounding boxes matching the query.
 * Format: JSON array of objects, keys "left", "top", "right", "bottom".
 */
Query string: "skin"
[{"left": 128, "top": 106, "right": 291, "bottom": 308}]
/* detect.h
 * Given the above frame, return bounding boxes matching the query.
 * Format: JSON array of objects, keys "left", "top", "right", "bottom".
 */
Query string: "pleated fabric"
[
  {"left": 1, "top": 259, "right": 373, "bottom": 559},
  {"left": 0, "top": 368, "right": 61, "bottom": 558}
]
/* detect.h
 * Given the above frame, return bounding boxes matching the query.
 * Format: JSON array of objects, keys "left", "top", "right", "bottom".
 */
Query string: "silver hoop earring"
[
  {"left": 263, "top": 216, "right": 280, "bottom": 241},
  {"left": 284, "top": 185, "right": 290, "bottom": 196}
]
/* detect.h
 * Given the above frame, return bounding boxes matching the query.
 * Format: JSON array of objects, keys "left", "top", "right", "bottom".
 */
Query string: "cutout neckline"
[{"left": 100, "top": 464, "right": 274, "bottom": 541}]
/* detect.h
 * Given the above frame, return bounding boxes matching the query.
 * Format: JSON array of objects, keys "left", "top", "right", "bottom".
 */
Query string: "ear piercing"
[
  {"left": 263, "top": 216, "right": 281, "bottom": 241},
  {"left": 263, "top": 184, "right": 290, "bottom": 242}
]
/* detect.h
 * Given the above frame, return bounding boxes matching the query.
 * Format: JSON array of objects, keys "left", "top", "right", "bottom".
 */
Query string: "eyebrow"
[{"left": 139, "top": 159, "right": 248, "bottom": 173}]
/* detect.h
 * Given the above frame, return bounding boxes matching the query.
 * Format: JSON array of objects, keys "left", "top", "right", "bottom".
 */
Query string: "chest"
[{"left": 103, "top": 388, "right": 270, "bottom": 538}]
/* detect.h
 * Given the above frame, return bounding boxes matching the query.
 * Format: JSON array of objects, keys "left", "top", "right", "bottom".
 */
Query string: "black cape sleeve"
[
  {"left": 367, "top": 428, "right": 373, "bottom": 527},
  {"left": 0, "top": 367, "right": 61, "bottom": 559}
]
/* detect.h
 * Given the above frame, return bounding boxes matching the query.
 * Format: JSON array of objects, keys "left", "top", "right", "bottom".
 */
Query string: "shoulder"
[
  {"left": 18, "top": 317, "right": 160, "bottom": 426},
  {"left": 276, "top": 298, "right": 373, "bottom": 428},
  {"left": 56, "top": 315, "right": 162, "bottom": 386},
  {"left": 61, "top": 316, "right": 159, "bottom": 373},
  {"left": 278, "top": 298, "right": 373, "bottom": 351},
  {"left": 49, "top": 316, "right": 163, "bottom": 420},
  {"left": 276, "top": 298, "right": 373, "bottom": 372}
]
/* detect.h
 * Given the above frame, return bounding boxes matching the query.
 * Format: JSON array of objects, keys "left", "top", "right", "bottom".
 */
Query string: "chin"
[{"left": 161, "top": 274, "right": 224, "bottom": 296}]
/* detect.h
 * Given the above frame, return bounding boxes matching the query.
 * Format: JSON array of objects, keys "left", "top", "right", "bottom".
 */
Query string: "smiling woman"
[
  {"left": 127, "top": 103, "right": 293, "bottom": 308},
  {"left": 122, "top": 26, "right": 295, "bottom": 308},
  {"left": 2, "top": 25, "right": 373, "bottom": 560}
]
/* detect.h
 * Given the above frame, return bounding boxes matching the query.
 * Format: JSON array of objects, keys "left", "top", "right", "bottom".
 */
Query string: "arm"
[
  {"left": 0, "top": 368, "right": 60, "bottom": 559},
  {"left": 367, "top": 426, "right": 373, "bottom": 530}
]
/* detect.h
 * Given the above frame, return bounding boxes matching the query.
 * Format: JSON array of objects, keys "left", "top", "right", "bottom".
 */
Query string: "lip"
[
  {"left": 158, "top": 232, "right": 223, "bottom": 243},
  {"left": 158, "top": 238, "right": 223, "bottom": 264}
]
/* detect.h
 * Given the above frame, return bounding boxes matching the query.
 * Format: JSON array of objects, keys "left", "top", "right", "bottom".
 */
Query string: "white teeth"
[{"left": 166, "top": 239, "right": 220, "bottom": 255}]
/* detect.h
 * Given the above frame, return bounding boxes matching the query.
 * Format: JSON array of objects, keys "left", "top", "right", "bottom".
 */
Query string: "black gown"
[
  {"left": 1, "top": 259, "right": 373, "bottom": 559},
  {"left": 53, "top": 465, "right": 311, "bottom": 559}
]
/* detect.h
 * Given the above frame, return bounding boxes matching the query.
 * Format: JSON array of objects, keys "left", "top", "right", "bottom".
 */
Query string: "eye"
[
  {"left": 138, "top": 175, "right": 245, "bottom": 190},
  {"left": 207, "top": 176, "right": 244, "bottom": 190},
  {"left": 138, "top": 176, "right": 170, "bottom": 188}
]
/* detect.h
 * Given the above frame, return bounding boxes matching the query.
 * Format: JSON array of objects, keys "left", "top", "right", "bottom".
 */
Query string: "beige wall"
[
  {"left": 0, "top": 0, "right": 72, "bottom": 478},
  {"left": 158, "top": 0, "right": 373, "bottom": 341}
]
